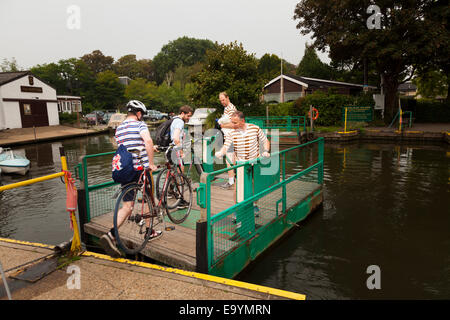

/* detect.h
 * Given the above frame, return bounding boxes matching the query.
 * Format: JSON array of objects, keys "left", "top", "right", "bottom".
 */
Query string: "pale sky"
[{"left": 0, "top": 0, "right": 330, "bottom": 70}]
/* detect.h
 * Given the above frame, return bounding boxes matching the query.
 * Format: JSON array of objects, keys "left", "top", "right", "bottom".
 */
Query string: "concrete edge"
[
  {"left": 0, "top": 237, "right": 306, "bottom": 300},
  {"left": 0, "top": 128, "right": 109, "bottom": 148},
  {"left": 81, "top": 251, "right": 306, "bottom": 300}
]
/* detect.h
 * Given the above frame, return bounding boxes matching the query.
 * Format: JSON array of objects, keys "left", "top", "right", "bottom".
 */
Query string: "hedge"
[{"left": 401, "top": 98, "right": 450, "bottom": 123}]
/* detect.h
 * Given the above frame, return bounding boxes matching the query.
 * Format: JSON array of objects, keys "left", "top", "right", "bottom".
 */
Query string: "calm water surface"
[{"left": 0, "top": 133, "right": 448, "bottom": 299}]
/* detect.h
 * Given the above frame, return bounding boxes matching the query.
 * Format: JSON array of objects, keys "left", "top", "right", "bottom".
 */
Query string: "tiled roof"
[{"left": 0, "top": 71, "right": 29, "bottom": 86}]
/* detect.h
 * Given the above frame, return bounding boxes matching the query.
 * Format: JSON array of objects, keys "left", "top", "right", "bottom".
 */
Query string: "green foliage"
[
  {"left": 258, "top": 54, "right": 284, "bottom": 83},
  {"left": 293, "top": 0, "right": 449, "bottom": 122},
  {"left": 93, "top": 70, "right": 126, "bottom": 110},
  {"left": 153, "top": 37, "right": 216, "bottom": 85},
  {"left": 265, "top": 102, "right": 296, "bottom": 117},
  {"left": 295, "top": 91, "right": 354, "bottom": 126},
  {"left": 80, "top": 50, "right": 114, "bottom": 74},
  {"left": 59, "top": 112, "right": 78, "bottom": 124},
  {"left": 296, "top": 44, "right": 332, "bottom": 79},
  {"left": 413, "top": 70, "right": 448, "bottom": 100},
  {"left": 113, "top": 54, "right": 154, "bottom": 81},
  {"left": 400, "top": 98, "right": 450, "bottom": 123},
  {"left": 191, "top": 41, "right": 264, "bottom": 113},
  {"left": 1, "top": 57, "right": 21, "bottom": 72},
  {"left": 124, "top": 78, "right": 191, "bottom": 114}
]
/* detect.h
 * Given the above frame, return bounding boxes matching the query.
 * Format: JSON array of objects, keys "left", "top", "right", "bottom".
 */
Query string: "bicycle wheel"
[
  {"left": 113, "top": 183, "right": 155, "bottom": 255},
  {"left": 155, "top": 167, "right": 168, "bottom": 201},
  {"left": 157, "top": 168, "right": 183, "bottom": 209},
  {"left": 164, "top": 172, "right": 193, "bottom": 224}
]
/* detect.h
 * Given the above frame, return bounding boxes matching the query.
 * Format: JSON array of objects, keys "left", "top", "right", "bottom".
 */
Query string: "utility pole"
[
  {"left": 280, "top": 52, "right": 284, "bottom": 103},
  {"left": 363, "top": 57, "right": 368, "bottom": 93}
]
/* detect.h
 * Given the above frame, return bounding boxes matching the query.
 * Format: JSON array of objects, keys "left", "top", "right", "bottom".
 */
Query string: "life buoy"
[{"left": 308, "top": 107, "right": 319, "bottom": 120}]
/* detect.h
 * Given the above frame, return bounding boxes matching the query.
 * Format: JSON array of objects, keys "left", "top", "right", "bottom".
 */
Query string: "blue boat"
[{"left": 0, "top": 147, "right": 30, "bottom": 175}]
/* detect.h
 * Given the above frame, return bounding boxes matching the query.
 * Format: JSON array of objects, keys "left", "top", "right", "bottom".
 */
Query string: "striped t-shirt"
[
  {"left": 220, "top": 103, "right": 237, "bottom": 137},
  {"left": 223, "top": 123, "right": 268, "bottom": 161},
  {"left": 115, "top": 119, "right": 150, "bottom": 169}
]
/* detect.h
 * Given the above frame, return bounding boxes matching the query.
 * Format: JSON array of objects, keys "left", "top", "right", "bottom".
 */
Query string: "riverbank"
[
  {"left": 0, "top": 125, "right": 109, "bottom": 148},
  {"left": 1, "top": 123, "right": 449, "bottom": 148},
  {"left": 0, "top": 238, "right": 305, "bottom": 300},
  {"left": 314, "top": 122, "right": 450, "bottom": 143}
]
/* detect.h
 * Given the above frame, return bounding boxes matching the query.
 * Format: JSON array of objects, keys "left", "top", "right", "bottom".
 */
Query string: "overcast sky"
[{"left": 0, "top": 0, "right": 330, "bottom": 70}]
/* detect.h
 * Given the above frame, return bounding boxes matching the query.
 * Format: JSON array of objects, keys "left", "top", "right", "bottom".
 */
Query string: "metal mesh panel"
[
  {"left": 88, "top": 184, "right": 121, "bottom": 219},
  {"left": 210, "top": 183, "right": 284, "bottom": 264},
  {"left": 285, "top": 169, "right": 319, "bottom": 210},
  {"left": 209, "top": 142, "right": 322, "bottom": 266}
]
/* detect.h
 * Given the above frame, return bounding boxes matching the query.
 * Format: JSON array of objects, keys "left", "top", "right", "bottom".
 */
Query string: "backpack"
[
  {"left": 111, "top": 144, "right": 135, "bottom": 183},
  {"left": 154, "top": 116, "right": 179, "bottom": 147}
]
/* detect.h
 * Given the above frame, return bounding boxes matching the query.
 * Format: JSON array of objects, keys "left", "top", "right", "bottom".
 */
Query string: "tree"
[
  {"left": 258, "top": 54, "right": 284, "bottom": 82},
  {"left": 190, "top": 41, "right": 263, "bottom": 111},
  {"left": 414, "top": 1, "right": 450, "bottom": 101},
  {"left": 31, "top": 58, "right": 96, "bottom": 98},
  {"left": 296, "top": 44, "right": 332, "bottom": 79},
  {"left": 293, "top": 0, "right": 449, "bottom": 123},
  {"left": 93, "top": 70, "right": 125, "bottom": 110},
  {"left": 80, "top": 50, "right": 114, "bottom": 75},
  {"left": 124, "top": 78, "right": 158, "bottom": 107},
  {"left": 113, "top": 54, "right": 155, "bottom": 81},
  {"left": 153, "top": 36, "right": 216, "bottom": 85},
  {"left": 31, "top": 62, "right": 67, "bottom": 93},
  {"left": 1, "top": 57, "right": 21, "bottom": 72},
  {"left": 173, "top": 62, "right": 204, "bottom": 90},
  {"left": 413, "top": 69, "right": 448, "bottom": 99}
]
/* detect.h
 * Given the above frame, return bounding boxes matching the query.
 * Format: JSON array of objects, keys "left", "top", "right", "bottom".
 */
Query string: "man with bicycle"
[
  {"left": 100, "top": 100, "right": 160, "bottom": 258},
  {"left": 168, "top": 105, "right": 193, "bottom": 209}
]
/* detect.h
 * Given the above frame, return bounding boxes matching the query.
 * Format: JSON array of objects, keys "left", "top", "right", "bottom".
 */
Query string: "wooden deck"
[
  {"left": 84, "top": 174, "right": 236, "bottom": 271},
  {"left": 83, "top": 174, "right": 321, "bottom": 272}
]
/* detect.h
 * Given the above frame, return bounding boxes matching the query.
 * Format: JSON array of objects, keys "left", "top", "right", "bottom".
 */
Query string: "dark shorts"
[{"left": 122, "top": 170, "right": 153, "bottom": 202}]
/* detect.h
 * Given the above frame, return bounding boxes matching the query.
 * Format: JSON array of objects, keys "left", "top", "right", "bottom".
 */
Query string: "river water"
[{"left": 0, "top": 133, "right": 449, "bottom": 299}]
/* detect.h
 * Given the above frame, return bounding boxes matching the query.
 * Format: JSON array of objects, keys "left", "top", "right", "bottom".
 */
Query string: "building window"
[
  {"left": 23, "top": 104, "right": 32, "bottom": 115},
  {"left": 57, "top": 102, "right": 62, "bottom": 112}
]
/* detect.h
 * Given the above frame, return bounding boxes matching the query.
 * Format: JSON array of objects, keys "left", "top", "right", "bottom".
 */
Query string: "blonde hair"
[{"left": 219, "top": 91, "right": 229, "bottom": 98}]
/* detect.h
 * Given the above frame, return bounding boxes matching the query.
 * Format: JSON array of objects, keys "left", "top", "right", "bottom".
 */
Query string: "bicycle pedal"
[{"left": 165, "top": 226, "right": 175, "bottom": 231}]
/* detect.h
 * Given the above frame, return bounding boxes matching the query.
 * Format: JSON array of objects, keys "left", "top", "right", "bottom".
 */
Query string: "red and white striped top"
[{"left": 223, "top": 123, "right": 268, "bottom": 161}]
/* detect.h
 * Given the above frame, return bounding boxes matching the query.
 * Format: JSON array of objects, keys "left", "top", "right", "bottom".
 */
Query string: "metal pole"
[
  {"left": 345, "top": 107, "right": 348, "bottom": 133},
  {"left": 0, "top": 261, "right": 12, "bottom": 300}
]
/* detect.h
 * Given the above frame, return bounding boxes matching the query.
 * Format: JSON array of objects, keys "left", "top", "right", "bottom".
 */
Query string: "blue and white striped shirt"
[{"left": 115, "top": 119, "right": 149, "bottom": 169}]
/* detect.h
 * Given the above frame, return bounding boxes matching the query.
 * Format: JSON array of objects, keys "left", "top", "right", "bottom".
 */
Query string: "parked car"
[
  {"left": 102, "top": 111, "right": 116, "bottom": 124},
  {"left": 84, "top": 111, "right": 104, "bottom": 125},
  {"left": 146, "top": 110, "right": 169, "bottom": 121}
]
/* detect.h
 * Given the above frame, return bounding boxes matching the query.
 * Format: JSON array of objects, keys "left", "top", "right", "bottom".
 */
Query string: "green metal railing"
[
  {"left": 75, "top": 151, "right": 117, "bottom": 222},
  {"left": 197, "top": 138, "right": 324, "bottom": 272}
]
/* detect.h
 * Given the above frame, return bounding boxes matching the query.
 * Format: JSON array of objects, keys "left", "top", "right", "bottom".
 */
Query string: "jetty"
[{"left": 78, "top": 136, "right": 324, "bottom": 279}]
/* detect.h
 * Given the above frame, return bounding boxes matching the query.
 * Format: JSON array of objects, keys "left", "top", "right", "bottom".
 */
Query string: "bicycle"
[
  {"left": 155, "top": 139, "right": 203, "bottom": 208},
  {"left": 112, "top": 146, "right": 193, "bottom": 255}
]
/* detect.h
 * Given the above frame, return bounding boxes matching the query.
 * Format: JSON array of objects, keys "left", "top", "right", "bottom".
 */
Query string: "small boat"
[{"left": 0, "top": 147, "right": 30, "bottom": 175}]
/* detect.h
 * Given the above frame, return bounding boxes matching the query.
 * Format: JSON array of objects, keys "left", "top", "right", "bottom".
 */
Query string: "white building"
[
  {"left": 57, "top": 95, "right": 82, "bottom": 114},
  {"left": 0, "top": 71, "right": 59, "bottom": 129},
  {"left": 118, "top": 76, "right": 132, "bottom": 86}
]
